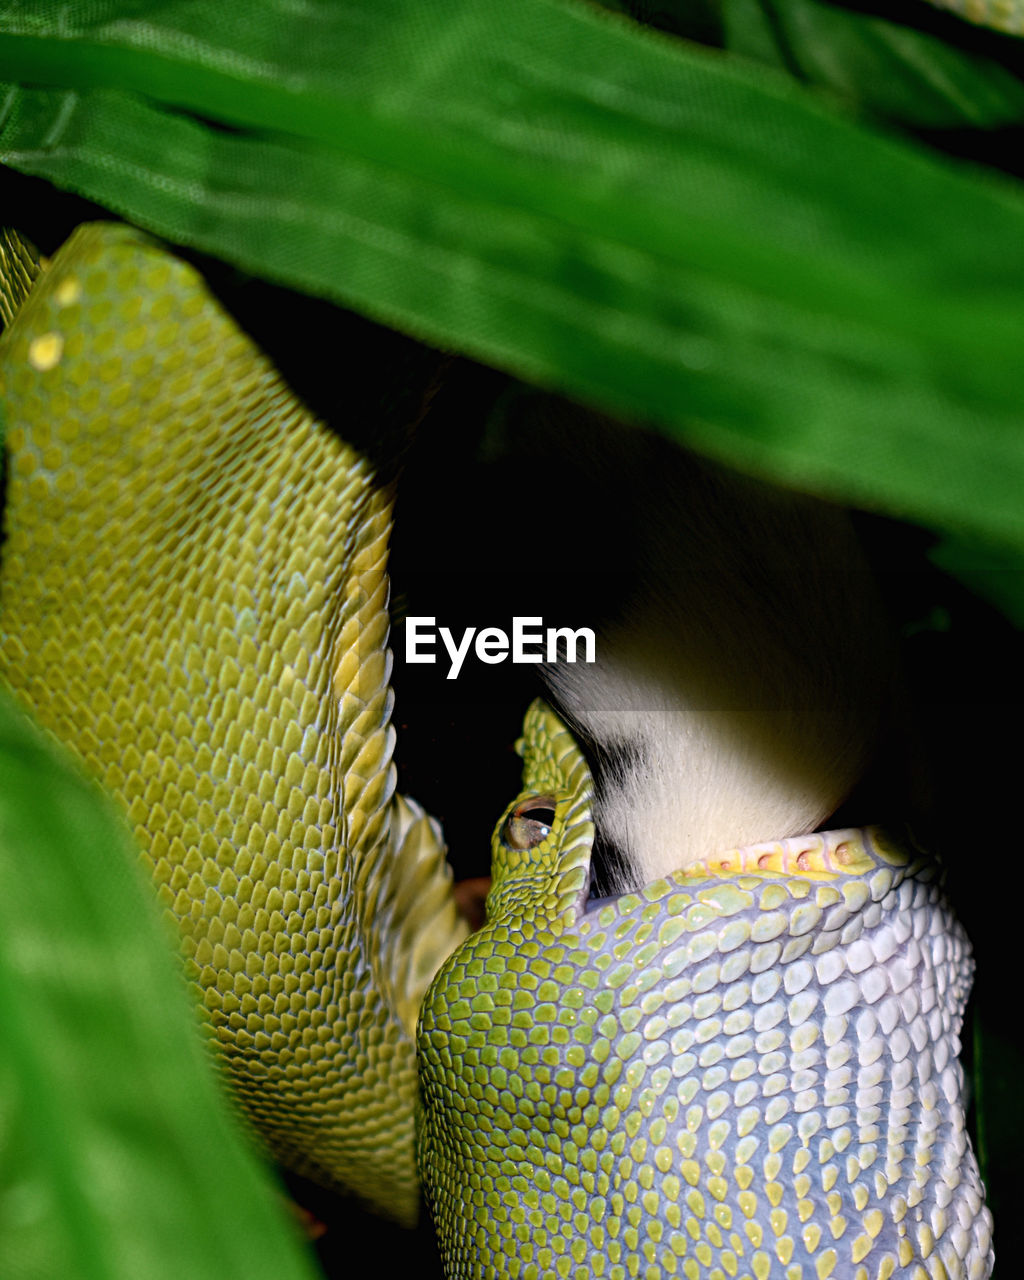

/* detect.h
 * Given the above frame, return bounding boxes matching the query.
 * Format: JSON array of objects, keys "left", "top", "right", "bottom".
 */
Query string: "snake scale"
[
  {"left": 0, "top": 5, "right": 998, "bottom": 1259},
  {"left": 0, "top": 222, "right": 467, "bottom": 1225},
  {"left": 419, "top": 705, "right": 992, "bottom": 1278}
]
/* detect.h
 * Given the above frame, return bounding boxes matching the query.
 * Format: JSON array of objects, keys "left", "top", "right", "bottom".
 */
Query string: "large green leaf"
[
  {"left": 1, "top": 0, "right": 1024, "bottom": 614},
  {"left": 723, "top": 0, "right": 1024, "bottom": 127},
  {"left": 0, "top": 690, "right": 321, "bottom": 1280}
]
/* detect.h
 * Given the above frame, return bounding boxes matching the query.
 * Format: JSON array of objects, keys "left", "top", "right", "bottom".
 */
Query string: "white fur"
[{"left": 540, "top": 419, "right": 892, "bottom": 891}]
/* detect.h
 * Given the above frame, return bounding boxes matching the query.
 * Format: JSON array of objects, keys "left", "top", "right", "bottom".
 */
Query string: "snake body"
[
  {"left": 0, "top": 222, "right": 992, "bottom": 1274},
  {"left": 0, "top": 222, "right": 466, "bottom": 1224},
  {"left": 419, "top": 703, "right": 993, "bottom": 1277},
  {"left": 927, "top": 0, "right": 1024, "bottom": 32}
]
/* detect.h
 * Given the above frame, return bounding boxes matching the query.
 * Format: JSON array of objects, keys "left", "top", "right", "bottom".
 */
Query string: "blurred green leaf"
[
  {"left": 0, "top": 690, "right": 321, "bottom": 1280},
  {"left": 929, "top": 532, "right": 1024, "bottom": 628},
  {"left": 723, "top": 0, "right": 1024, "bottom": 127},
  {"left": 2, "top": 0, "right": 1024, "bottom": 615}
]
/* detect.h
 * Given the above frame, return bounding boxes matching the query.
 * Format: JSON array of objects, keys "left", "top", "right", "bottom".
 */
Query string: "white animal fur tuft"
[{"left": 540, "top": 417, "right": 893, "bottom": 892}]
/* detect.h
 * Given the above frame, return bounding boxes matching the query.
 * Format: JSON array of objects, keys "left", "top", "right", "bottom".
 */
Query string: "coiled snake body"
[
  {"left": 0, "top": 223, "right": 993, "bottom": 1274},
  {"left": 0, "top": 222, "right": 466, "bottom": 1224}
]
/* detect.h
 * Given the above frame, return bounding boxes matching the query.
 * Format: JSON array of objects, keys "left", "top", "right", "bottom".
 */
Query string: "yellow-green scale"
[
  {"left": 0, "top": 222, "right": 464, "bottom": 1223},
  {"left": 419, "top": 702, "right": 992, "bottom": 1278}
]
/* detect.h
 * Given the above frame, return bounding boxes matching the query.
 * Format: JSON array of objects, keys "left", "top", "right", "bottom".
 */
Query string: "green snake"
[
  {"left": 0, "top": 116, "right": 995, "bottom": 1280},
  {"left": 0, "top": 222, "right": 466, "bottom": 1225},
  {"left": 419, "top": 705, "right": 992, "bottom": 1277}
]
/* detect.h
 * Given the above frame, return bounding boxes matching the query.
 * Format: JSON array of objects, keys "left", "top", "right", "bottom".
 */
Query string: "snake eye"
[{"left": 503, "top": 795, "right": 558, "bottom": 850}]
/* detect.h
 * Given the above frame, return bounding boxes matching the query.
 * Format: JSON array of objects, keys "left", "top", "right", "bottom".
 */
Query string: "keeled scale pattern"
[
  {"left": 0, "top": 223, "right": 464, "bottom": 1222},
  {"left": 419, "top": 702, "right": 993, "bottom": 1278}
]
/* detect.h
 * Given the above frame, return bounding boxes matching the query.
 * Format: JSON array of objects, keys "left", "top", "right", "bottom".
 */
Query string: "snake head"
[
  {"left": 417, "top": 701, "right": 993, "bottom": 1278},
  {"left": 480, "top": 700, "right": 595, "bottom": 928}
]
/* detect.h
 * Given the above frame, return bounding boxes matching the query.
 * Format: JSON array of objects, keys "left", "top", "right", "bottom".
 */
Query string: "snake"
[
  {"left": 419, "top": 705, "right": 993, "bottom": 1278},
  {"left": 0, "top": 221, "right": 467, "bottom": 1225},
  {"left": 928, "top": 0, "right": 1024, "bottom": 31},
  {"left": 0, "top": 66, "right": 996, "bottom": 1280}
]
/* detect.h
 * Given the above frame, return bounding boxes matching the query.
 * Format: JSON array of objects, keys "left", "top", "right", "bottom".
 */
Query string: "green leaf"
[
  {"left": 0, "top": 690, "right": 321, "bottom": 1280},
  {"left": 1, "top": 0, "right": 1024, "bottom": 606},
  {"left": 928, "top": 532, "right": 1024, "bottom": 627},
  {"left": 723, "top": 0, "right": 1024, "bottom": 127}
]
